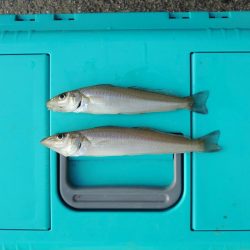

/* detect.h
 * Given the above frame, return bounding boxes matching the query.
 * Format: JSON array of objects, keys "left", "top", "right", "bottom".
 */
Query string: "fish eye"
[
  {"left": 59, "top": 93, "right": 67, "bottom": 100},
  {"left": 57, "top": 133, "right": 66, "bottom": 140}
]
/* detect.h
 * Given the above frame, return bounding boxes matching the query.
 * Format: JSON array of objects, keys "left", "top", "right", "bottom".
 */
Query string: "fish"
[
  {"left": 41, "top": 126, "right": 220, "bottom": 157},
  {"left": 46, "top": 84, "right": 209, "bottom": 114}
]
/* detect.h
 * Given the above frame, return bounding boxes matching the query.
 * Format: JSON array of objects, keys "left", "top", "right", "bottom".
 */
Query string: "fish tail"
[
  {"left": 187, "top": 91, "right": 209, "bottom": 114},
  {"left": 198, "top": 130, "right": 221, "bottom": 152}
]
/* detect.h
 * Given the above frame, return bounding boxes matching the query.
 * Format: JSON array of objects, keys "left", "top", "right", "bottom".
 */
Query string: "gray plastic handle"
[{"left": 59, "top": 153, "right": 183, "bottom": 210}]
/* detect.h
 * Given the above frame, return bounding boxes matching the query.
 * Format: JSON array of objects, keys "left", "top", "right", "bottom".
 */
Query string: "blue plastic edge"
[{"left": 0, "top": 12, "right": 249, "bottom": 31}]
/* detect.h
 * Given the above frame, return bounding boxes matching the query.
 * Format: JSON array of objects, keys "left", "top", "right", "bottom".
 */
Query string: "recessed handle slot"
[{"left": 58, "top": 153, "right": 183, "bottom": 210}]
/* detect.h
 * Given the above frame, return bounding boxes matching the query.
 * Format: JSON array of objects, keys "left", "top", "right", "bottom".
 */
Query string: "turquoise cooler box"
[{"left": 1, "top": 12, "right": 250, "bottom": 249}]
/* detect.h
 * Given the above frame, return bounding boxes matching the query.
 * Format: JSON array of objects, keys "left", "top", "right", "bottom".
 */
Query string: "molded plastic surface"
[
  {"left": 59, "top": 154, "right": 183, "bottom": 210},
  {"left": 0, "top": 11, "right": 250, "bottom": 250},
  {"left": 68, "top": 154, "right": 174, "bottom": 186},
  {"left": 192, "top": 53, "right": 250, "bottom": 230},
  {"left": 0, "top": 55, "right": 50, "bottom": 230}
]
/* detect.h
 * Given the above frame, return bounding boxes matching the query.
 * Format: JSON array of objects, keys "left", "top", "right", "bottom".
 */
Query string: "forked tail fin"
[
  {"left": 188, "top": 91, "right": 209, "bottom": 114},
  {"left": 199, "top": 130, "right": 221, "bottom": 152}
]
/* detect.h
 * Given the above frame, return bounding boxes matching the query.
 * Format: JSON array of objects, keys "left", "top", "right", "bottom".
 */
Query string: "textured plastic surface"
[
  {"left": 0, "top": 12, "right": 250, "bottom": 250},
  {"left": 192, "top": 53, "right": 250, "bottom": 230},
  {"left": 0, "top": 55, "right": 50, "bottom": 230}
]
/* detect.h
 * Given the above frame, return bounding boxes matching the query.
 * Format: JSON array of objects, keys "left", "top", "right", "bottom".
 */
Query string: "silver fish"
[
  {"left": 47, "top": 84, "right": 209, "bottom": 114},
  {"left": 41, "top": 127, "right": 220, "bottom": 157}
]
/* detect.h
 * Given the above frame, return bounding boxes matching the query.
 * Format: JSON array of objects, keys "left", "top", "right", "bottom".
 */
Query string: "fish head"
[
  {"left": 46, "top": 90, "right": 82, "bottom": 112},
  {"left": 41, "top": 131, "right": 83, "bottom": 156}
]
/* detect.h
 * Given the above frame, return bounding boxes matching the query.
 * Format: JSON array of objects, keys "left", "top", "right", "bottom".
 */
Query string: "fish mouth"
[
  {"left": 40, "top": 136, "right": 68, "bottom": 156},
  {"left": 46, "top": 100, "right": 76, "bottom": 112},
  {"left": 40, "top": 137, "right": 53, "bottom": 148},
  {"left": 46, "top": 100, "right": 58, "bottom": 111},
  {"left": 46, "top": 101, "right": 64, "bottom": 112},
  {"left": 46, "top": 100, "right": 55, "bottom": 110}
]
